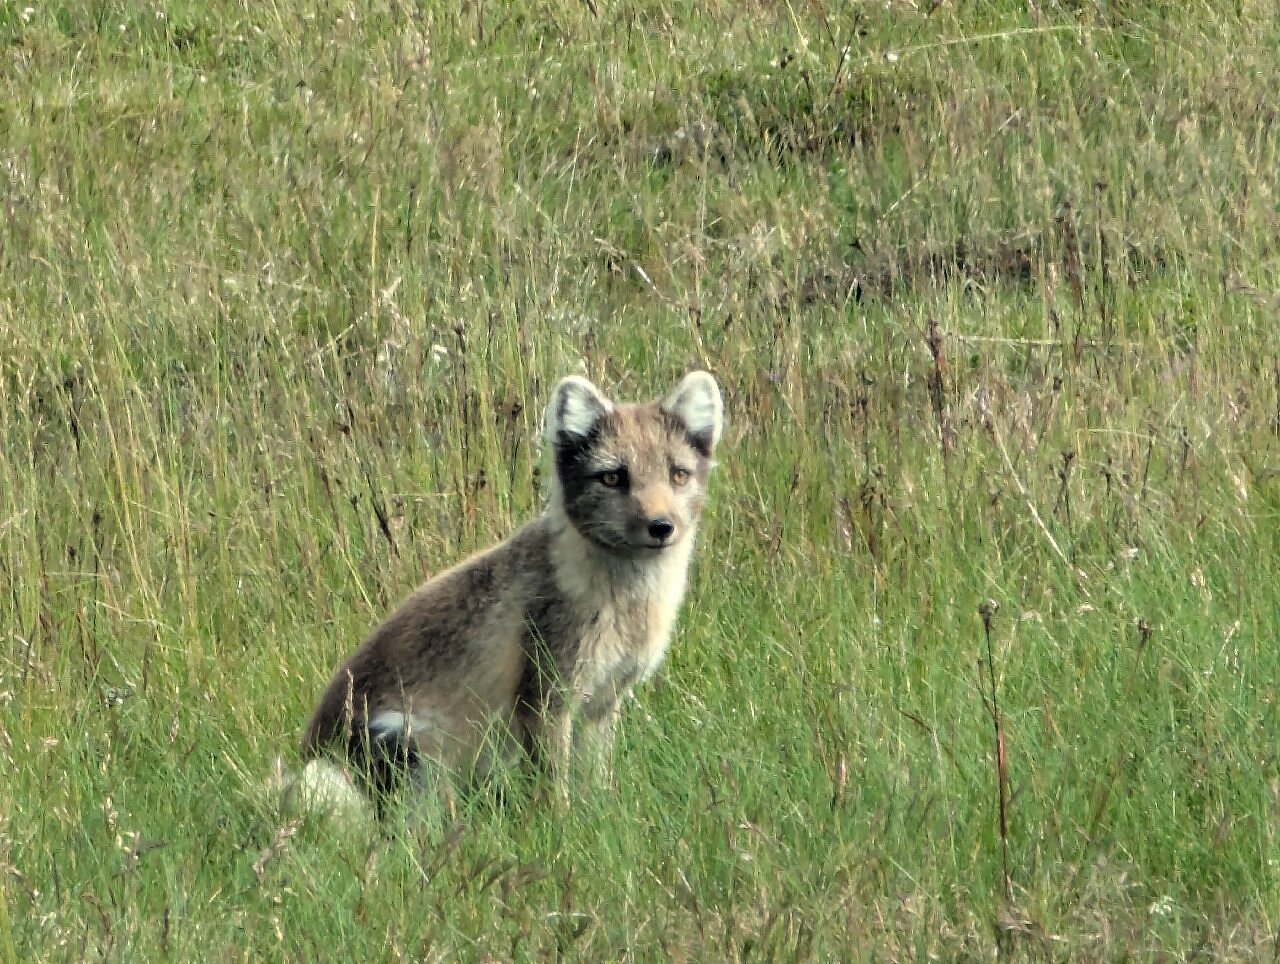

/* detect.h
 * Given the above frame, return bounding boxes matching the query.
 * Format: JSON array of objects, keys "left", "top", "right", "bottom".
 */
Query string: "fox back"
[{"left": 299, "top": 371, "right": 723, "bottom": 809}]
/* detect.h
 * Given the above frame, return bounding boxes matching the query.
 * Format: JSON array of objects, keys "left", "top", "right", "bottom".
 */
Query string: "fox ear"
[
  {"left": 544, "top": 375, "right": 612, "bottom": 444},
  {"left": 661, "top": 371, "right": 723, "bottom": 454}
]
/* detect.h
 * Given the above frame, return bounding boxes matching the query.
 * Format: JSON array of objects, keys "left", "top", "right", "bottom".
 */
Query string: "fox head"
[{"left": 543, "top": 371, "right": 723, "bottom": 555}]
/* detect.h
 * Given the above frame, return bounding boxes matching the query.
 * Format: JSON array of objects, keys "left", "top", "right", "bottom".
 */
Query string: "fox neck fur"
[{"left": 543, "top": 499, "right": 696, "bottom": 692}]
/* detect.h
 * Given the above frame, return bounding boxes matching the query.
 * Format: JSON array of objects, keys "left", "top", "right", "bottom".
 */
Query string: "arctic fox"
[{"left": 296, "top": 370, "right": 723, "bottom": 814}]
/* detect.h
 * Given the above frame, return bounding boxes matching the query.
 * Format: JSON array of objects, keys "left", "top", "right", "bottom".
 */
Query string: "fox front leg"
[
  {"left": 542, "top": 709, "right": 576, "bottom": 805},
  {"left": 577, "top": 700, "right": 622, "bottom": 783}
]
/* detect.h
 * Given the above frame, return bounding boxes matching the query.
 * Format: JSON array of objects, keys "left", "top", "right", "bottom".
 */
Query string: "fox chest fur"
[{"left": 300, "top": 371, "right": 723, "bottom": 802}]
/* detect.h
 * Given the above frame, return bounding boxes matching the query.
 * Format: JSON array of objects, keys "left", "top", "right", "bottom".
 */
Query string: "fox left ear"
[
  {"left": 544, "top": 375, "right": 613, "bottom": 446},
  {"left": 661, "top": 371, "right": 723, "bottom": 455}
]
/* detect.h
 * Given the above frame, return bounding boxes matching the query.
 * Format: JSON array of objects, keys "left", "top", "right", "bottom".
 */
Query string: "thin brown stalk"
[{"left": 978, "top": 600, "right": 1012, "bottom": 907}]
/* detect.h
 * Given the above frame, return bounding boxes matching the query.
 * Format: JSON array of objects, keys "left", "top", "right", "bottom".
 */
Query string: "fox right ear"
[
  {"left": 661, "top": 370, "right": 723, "bottom": 455},
  {"left": 544, "top": 376, "right": 612, "bottom": 445}
]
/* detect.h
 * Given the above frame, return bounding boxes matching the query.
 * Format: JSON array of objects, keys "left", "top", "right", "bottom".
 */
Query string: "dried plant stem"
[
  {"left": 925, "top": 320, "right": 955, "bottom": 458},
  {"left": 978, "top": 600, "right": 1013, "bottom": 907}
]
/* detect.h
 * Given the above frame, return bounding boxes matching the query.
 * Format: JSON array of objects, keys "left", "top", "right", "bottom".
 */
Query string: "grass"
[{"left": 3, "top": 0, "right": 1280, "bottom": 959}]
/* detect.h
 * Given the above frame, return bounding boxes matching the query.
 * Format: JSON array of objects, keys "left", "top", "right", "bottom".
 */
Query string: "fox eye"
[
  {"left": 599, "top": 470, "right": 623, "bottom": 488},
  {"left": 671, "top": 467, "right": 691, "bottom": 486}
]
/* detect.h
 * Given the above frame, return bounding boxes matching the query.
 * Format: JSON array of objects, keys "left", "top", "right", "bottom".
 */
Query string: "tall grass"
[{"left": 3, "top": 1, "right": 1279, "bottom": 958}]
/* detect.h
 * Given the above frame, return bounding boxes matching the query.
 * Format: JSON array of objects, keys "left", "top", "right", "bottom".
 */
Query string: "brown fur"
[{"left": 300, "top": 371, "right": 723, "bottom": 804}]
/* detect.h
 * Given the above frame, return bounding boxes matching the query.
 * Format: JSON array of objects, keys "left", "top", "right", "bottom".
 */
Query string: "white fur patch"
[
  {"left": 544, "top": 375, "right": 612, "bottom": 443},
  {"left": 288, "top": 759, "right": 371, "bottom": 824},
  {"left": 661, "top": 371, "right": 723, "bottom": 448},
  {"left": 370, "top": 708, "right": 461, "bottom": 744},
  {"left": 368, "top": 709, "right": 412, "bottom": 739}
]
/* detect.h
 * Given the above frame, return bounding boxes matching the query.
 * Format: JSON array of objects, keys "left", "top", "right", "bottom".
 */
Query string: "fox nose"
[{"left": 647, "top": 517, "right": 675, "bottom": 542}]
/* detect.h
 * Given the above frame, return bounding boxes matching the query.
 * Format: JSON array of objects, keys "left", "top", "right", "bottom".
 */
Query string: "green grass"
[{"left": 3, "top": 0, "right": 1280, "bottom": 959}]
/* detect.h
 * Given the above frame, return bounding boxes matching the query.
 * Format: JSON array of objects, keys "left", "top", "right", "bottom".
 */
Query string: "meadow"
[{"left": 2, "top": 1, "right": 1279, "bottom": 959}]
